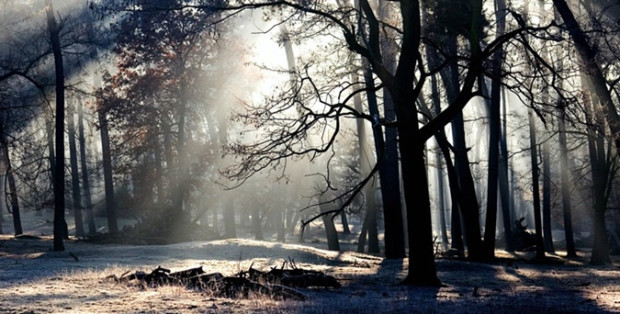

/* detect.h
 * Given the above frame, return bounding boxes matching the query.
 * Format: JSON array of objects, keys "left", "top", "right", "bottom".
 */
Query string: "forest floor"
[{"left": 1, "top": 214, "right": 619, "bottom": 313}]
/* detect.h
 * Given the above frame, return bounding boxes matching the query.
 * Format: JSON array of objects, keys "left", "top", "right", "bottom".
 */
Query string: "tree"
[
  {"left": 552, "top": 0, "right": 620, "bottom": 156},
  {"left": 482, "top": 0, "right": 508, "bottom": 260},
  {"left": 45, "top": 0, "right": 67, "bottom": 251},
  {"left": 68, "top": 99, "right": 85, "bottom": 237}
]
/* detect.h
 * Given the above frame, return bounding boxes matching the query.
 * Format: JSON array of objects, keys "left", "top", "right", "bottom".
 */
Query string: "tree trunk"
[
  {"left": 223, "top": 201, "right": 236, "bottom": 238},
  {"left": 68, "top": 101, "right": 85, "bottom": 237},
  {"left": 557, "top": 105, "right": 577, "bottom": 257},
  {"left": 542, "top": 133, "right": 555, "bottom": 253},
  {"left": 98, "top": 109, "right": 118, "bottom": 234},
  {"left": 553, "top": 0, "right": 620, "bottom": 156},
  {"left": 0, "top": 118, "right": 22, "bottom": 236},
  {"left": 527, "top": 109, "right": 546, "bottom": 259},
  {"left": 424, "top": 35, "right": 449, "bottom": 251},
  {"left": 424, "top": 38, "right": 463, "bottom": 253},
  {"left": 253, "top": 207, "right": 263, "bottom": 241},
  {"left": 46, "top": 0, "right": 66, "bottom": 250},
  {"left": 482, "top": 0, "right": 506, "bottom": 260},
  {"left": 364, "top": 66, "right": 405, "bottom": 258},
  {"left": 78, "top": 100, "right": 96, "bottom": 235},
  {"left": 377, "top": 1, "right": 406, "bottom": 259},
  {"left": 353, "top": 67, "right": 379, "bottom": 254},
  {"left": 441, "top": 60, "right": 483, "bottom": 260},
  {"left": 319, "top": 192, "right": 340, "bottom": 251},
  {"left": 340, "top": 210, "right": 351, "bottom": 234},
  {"left": 583, "top": 78, "right": 611, "bottom": 265},
  {"left": 498, "top": 90, "right": 513, "bottom": 252},
  {"left": 152, "top": 132, "right": 164, "bottom": 206},
  {"left": 46, "top": 114, "right": 56, "bottom": 199}
]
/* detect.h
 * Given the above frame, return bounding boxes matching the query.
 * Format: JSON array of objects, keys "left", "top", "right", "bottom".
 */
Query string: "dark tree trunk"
[
  {"left": 553, "top": 0, "right": 620, "bottom": 156},
  {"left": 584, "top": 83, "right": 611, "bottom": 265},
  {"left": 7, "top": 171, "right": 22, "bottom": 236},
  {"left": 46, "top": 0, "right": 66, "bottom": 250},
  {"left": 441, "top": 63, "right": 483, "bottom": 260},
  {"left": 357, "top": 213, "right": 368, "bottom": 253},
  {"left": 0, "top": 118, "right": 22, "bottom": 236},
  {"left": 364, "top": 67, "right": 405, "bottom": 258},
  {"left": 527, "top": 109, "right": 546, "bottom": 260},
  {"left": 5, "top": 161, "right": 22, "bottom": 236},
  {"left": 68, "top": 101, "right": 85, "bottom": 237},
  {"left": 340, "top": 210, "right": 351, "bottom": 234},
  {"left": 482, "top": 0, "right": 506, "bottom": 260},
  {"left": 557, "top": 105, "right": 577, "bottom": 257},
  {"left": 78, "top": 101, "right": 96, "bottom": 235},
  {"left": 46, "top": 115, "right": 56, "bottom": 195},
  {"left": 498, "top": 91, "right": 513, "bottom": 252},
  {"left": 319, "top": 193, "right": 340, "bottom": 251},
  {"left": 377, "top": 1, "right": 406, "bottom": 259},
  {"left": 98, "top": 109, "right": 118, "bottom": 234}
]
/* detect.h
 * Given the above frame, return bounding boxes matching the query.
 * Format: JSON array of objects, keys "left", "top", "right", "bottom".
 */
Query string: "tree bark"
[
  {"left": 527, "top": 109, "right": 546, "bottom": 259},
  {"left": 376, "top": 0, "right": 406, "bottom": 259},
  {"left": 583, "top": 78, "right": 611, "bottom": 265},
  {"left": 46, "top": 0, "right": 66, "bottom": 250},
  {"left": 482, "top": 0, "right": 506, "bottom": 260},
  {"left": 78, "top": 100, "right": 96, "bottom": 235},
  {"left": 498, "top": 90, "right": 513, "bottom": 252},
  {"left": 98, "top": 109, "right": 118, "bottom": 234},
  {"left": 441, "top": 57, "right": 483, "bottom": 260},
  {"left": 553, "top": 0, "right": 620, "bottom": 156},
  {"left": 68, "top": 101, "right": 85, "bottom": 237},
  {"left": 557, "top": 104, "right": 577, "bottom": 257},
  {"left": 354, "top": 66, "right": 379, "bottom": 254},
  {"left": 542, "top": 133, "right": 555, "bottom": 253},
  {"left": 319, "top": 192, "right": 340, "bottom": 251}
]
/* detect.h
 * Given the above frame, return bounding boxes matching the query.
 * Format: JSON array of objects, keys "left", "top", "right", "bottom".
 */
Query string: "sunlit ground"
[{"left": 1, "top": 229, "right": 619, "bottom": 313}]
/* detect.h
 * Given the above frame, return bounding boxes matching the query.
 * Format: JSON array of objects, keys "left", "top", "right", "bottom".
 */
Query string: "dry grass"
[{"left": 1, "top": 235, "right": 619, "bottom": 313}]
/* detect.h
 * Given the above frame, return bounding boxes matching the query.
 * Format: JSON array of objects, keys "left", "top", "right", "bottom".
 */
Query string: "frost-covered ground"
[{"left": 1, "top": 213, "right": 619, "bottom": 313}]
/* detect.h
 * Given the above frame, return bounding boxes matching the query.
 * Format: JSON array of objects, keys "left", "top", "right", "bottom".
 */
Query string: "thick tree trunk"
[
  {"left": 482, "top": 0, "right": 506, "bottom": 260},
  {"left": 319, "top": 193, "right": 340, "bottom": 251},
  {"left": 365, "top": 68, "right": 405, "bottom": 258},
  {"left": 377, "top": 1, "right": 406, "bottom": 259},
  {"left": 584, "top": 81, "right": 611, "bottom": 265},
  {"left": 46, "top": 0, "right": 66, "bottom": 250},
  {"left": 527, "top": 109, "right": 546, "bottom": 259},
  {"left": 68, "top": 101, "right": 85, "bottom": 237}
]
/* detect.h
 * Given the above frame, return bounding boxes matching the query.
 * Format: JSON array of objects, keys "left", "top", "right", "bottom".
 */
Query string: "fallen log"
[
  {"left": 238, "top": 259, "right": 341, "bottom": 288},
  {"left": 107, "top": 265, "right": 310, "bottom": 301}
]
